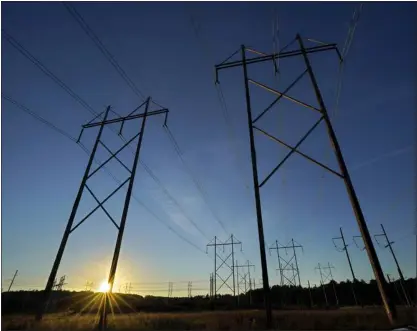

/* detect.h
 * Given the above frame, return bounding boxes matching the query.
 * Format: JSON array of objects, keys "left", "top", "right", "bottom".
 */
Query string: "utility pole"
[
  {"left": 270, "top": 239, "right": 303, "bottom": 287},
  {"left": 7, "top": 270, "right": 18, "bottom": 292},
  {"left": 34, "top": 99, "right": 170, "bottom": 331},
  {"left": 375, "top": 224, "right": 411, "bottom": 307},
  {"left": 332, "top": 227, "right": 358, "bottom": 305},
  {"left": 206, "top": 235, "right": 242, "bottom": 300}
]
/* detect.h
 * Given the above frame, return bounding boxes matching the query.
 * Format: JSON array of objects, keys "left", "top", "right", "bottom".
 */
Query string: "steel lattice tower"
[
  {"left": 206, "top": 235, "right": 242, "bottom": 300},
  {"left": 215, "top": 33, "right": 397, "bottom": 327},
  {"left": 35, "top": 98, "right": 169, "bottom": 330}
]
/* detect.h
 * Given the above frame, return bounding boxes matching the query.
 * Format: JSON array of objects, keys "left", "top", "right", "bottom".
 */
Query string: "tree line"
[{"left": 1, "top": 278, "right": 415, "bottom": 315}]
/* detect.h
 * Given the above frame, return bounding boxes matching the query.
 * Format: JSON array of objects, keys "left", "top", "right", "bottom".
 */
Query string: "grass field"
[{"left": 2, "top": 307, "right": 416, "bottom": 330}]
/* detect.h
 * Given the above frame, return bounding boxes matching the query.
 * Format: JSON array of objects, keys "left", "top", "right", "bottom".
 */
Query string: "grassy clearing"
[{"left": 2, "top": 307, "right": 416, "bottom": 330}]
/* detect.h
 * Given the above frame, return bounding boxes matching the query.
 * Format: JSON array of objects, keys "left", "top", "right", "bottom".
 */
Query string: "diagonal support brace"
[
  {"left": 253, "top": 126, "right": 343, "bottom": 178},
  {"left": 69, "top": 177, "right": 130, "bottom": 233},
  {"left": 85, "top": 185, "right": 120, "bottom": 230},
  {"left": 259, "top": 116, "right": 324, "bottom": 188},
  {"left": 99, "top": 141, "right": 132, "bottom": 175},
  {"left": 249, "top": 79, "right": 321, "bottom": 113},
  {"left": 88, "top": 132, "right": 140, "bottom": 179},
  {"left": 252, "top": 69, "right": 308, "bottom": 124}
]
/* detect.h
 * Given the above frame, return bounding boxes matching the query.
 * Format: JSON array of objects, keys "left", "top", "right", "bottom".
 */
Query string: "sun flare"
[{"left": 98, "top": 281, "right": 110, "bottom": 293}]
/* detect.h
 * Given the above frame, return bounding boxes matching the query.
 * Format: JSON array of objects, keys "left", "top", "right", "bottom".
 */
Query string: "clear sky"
[{"left": 2, "top": 2, "right": 415, "bottom": 296}]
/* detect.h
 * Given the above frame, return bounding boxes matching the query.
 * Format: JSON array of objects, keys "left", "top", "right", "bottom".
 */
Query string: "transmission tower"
[
  {"left": 206, "top": 235, "right": 242, "bottom": 299},
  {"left": 209, "top": 273, "right": 214, "bottom": 299},
  {"left": 168, "top": 282, "right": 173, "bottom": 298},
  {"left": 270, "top": 239, "right": 303, "bottom": 287},
  {"left": 332, "top": 227, "right": 358, "bottom": 305},
  {"left": 188, "top": 281, "right": 192, "bottom": 298},
  {"left": 235, "top": 260, "right": 255, "bottom": 306},
  {"left": 54, "top": 276, "right": 67, "bottom": 291},
  {"left": 315, "top": 263, "right": 338, "bottom": 306},
  {"left": 85, "top": 281, "right": 94, "bottom": 291},
  {"left": 34, "top": 98, "right": 169, "bottom": 330},
  {"left": 374, "top": 224, "right": 412, "bottom": 306},
  {"left": 215, "top": 33, "right": 396, "bottom": 326}
]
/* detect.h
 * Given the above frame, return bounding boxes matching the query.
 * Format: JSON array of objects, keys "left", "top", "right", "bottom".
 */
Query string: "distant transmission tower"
[
  {"left": 168, "top": 282, "right": 173, "bottom": 298},
  {"left": 269, "top": 239, "right": 303, "bottom": 287},
  {"left": 188, "top": 281, "right": 192, "bottom": 298},
  {"left": 315, "top": 263, "right": 338, "bottom": 306},
  {"left": 234, "top": 260, "right": 255, "bottom": 306},
  {"left": 332, "top": 227, "right": 358, "bottom": 305},
  {"left": 374, "top": 224, "right": 412, "bottom": 307},
  {"left": 206, "top": 234, "right": 242, "bottom": 300},
  {"left": 54, "top": 276, "right": 67, "bottom": 291},
  {"left": 209, "top": 273, "right": 214, "bottom": 299},
  {"left": 85, "top": 281, "right": 94, "bottom": 291},
  {"left": 215, "top": 33, "right": 397, "bottom": 326},
  {"left": 34, "top": 99, "right": 170, "bottom": 331}
]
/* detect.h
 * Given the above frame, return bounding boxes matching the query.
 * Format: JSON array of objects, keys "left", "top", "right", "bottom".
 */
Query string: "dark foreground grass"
[{"left": 2, "top": 307, "right": 416, "bottom": 330}]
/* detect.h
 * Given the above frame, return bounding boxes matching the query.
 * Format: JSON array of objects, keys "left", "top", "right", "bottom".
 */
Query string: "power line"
[
  {"left": 163, "top": 124, "right": 228, "bottom": 235},
  {"left": 3, "top": 95, "right": 206, "bottom": 256},
  {"left": 3, "top": 25, "right": 205, "bottom": 255},
  {"left": 1, "top": 29, "right": 97, "bottom": 117},
  {"left": 63, "top": 2, "right": 146, "bottom": 101},
  {"left": 139, "top": 160, "right": 210, "bottom": 241},
  {"left": 118, "top": 134, "right": 211, "bottom": 241},
  {"left": 334, "top": 3, "right": 364, "bottom": 118},
  {"left": 2, "top": 94, "right": 77, "bottom": 142},
  {"left": 188, "top": 7, "right": 250, "bottom": 192}
]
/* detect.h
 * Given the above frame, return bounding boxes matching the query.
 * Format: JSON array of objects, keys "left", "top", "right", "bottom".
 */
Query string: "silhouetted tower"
[
  {"left": 188, "top": 281, "right": 192, "bottom": 298},
  {"left": 316, "top": 263, "right": 338, "bottom": 306},
  {"left": 215, "top": 33, "right": 396, "bottom": 326},
  {"left": 206, "top": 234, "right": 242, "bottom": 299},
  {"left": 270, "top": 239, "right": 303, "bottom": 287},
  {"left": 235, "top": 260, "right": 255, "bottom": 306},
  {"left": 34, "top": 99, "right": 170, "bottom": 331}
]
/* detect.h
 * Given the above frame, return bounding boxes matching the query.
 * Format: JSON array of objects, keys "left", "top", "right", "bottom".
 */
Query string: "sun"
[{"left": 98, "top": 281, "right": 110, "bottom": 293}]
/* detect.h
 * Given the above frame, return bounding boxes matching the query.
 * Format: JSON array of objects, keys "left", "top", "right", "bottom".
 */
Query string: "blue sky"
[{"left": 2, "top": 2, "right": 415, "bottom": 296}]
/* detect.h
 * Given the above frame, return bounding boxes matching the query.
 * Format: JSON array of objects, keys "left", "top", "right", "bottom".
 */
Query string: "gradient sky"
[{"left": 2, "top": 2, "right": 416, "bottom": 296}]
